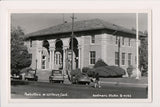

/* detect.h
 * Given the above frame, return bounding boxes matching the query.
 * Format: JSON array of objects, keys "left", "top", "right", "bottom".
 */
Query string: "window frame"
[
  {"left": 55, "top": 51, "right": 62, "bottom": 66},
  {"left": 115, "top": 52, "right": 119, "bottom": 65},
  {"left": 122, "top": 52, "right": 125, "bottom": 65},
  {"left": 90, "top": 51, "right": 96, "bottom": 65},
  {"left": 128, "top": 53, "right": 132, "bottom": 66}
]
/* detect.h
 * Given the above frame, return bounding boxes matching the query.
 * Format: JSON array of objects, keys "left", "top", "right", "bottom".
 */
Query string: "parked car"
[
  {"left": 11, "top": 74, "right": 22, "bottom": 80},
  {"left": 49, "top": 70, "right": 64, "bottom": 83},
  {"left": 71, "top": 73, "right": 91, "bottom": 85},
  {"left": 24, "top": 70, "right": 38, "bottom": 81}
]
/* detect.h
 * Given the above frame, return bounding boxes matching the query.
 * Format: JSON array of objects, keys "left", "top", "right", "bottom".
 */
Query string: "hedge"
[
  {"left": 88, "top": 66, "right": 126, "bottom": 78},
  {"left": 70, "top": 69, "right": 81, "bottom": 76},
  {"left": 93, "top": 59, "right": 108, "bottom": 68}
]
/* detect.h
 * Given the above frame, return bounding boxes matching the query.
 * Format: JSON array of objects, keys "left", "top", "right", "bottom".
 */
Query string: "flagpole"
[{"left": 71, "top": 13, "right": 75, "bottom": 73}]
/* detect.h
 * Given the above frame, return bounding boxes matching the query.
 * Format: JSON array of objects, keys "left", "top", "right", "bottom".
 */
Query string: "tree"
[
  {"left": 11, "top": 26, "right": 31, "bottom": 75},
  {"left": 139, "top": 33, "right": 148, "bottom": 75}
]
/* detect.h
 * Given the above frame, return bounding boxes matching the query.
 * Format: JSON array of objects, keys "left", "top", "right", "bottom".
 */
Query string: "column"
[
  {"left": 48, "top": 40, "right": 55, "bottom": 70},
  {"left": 50, "top": 48, "right": 55, "bottom": 70},
  {"left": 101, "top": 34, "right": 107, "bottom": 63},
  {"left": 49, "top": 49, "right": 52, "bottom": 70},
  {"left": 78, "top": 45, "right": 81, "bottom": 69},
  {"left": 63, "top": 46, "right": 67, "bottom": 75},
  {"left": 81, "top": 36, "right": 84, "bottom": 68},
  {"left": 38, "top": 49, "right": 42, "bottom": 69}
]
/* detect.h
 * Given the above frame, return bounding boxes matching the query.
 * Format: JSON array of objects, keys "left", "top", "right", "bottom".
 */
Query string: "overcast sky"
[{"left": 11, "top": 13, "right": 148, "bottom": 34}]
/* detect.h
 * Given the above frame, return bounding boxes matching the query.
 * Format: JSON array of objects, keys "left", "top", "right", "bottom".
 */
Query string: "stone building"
[{"left": 24, "top": 18, "right": 145, "bottom": 80}]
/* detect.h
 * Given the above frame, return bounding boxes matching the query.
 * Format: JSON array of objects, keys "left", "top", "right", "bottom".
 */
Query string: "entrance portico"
[{"left": 36, "top": 36, "right": 82, "bottom": 76}]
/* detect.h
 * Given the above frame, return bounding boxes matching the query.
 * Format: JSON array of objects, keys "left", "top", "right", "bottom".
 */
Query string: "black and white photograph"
[{"left": 10, "top": 12, "right": 150, "bottom": 100}]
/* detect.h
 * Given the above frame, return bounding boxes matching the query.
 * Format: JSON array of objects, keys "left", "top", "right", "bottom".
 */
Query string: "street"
[{"left": 11, "top": 80, "right": 148, "bottom": 99}]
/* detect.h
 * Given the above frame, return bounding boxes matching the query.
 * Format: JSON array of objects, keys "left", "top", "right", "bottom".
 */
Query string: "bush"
[
  {"left": 20, "top": 67, "right": 34, "bottom": 74},
  {"left": 70, "top": 68, "right": 81, "bottom": 76},
  {"left": 93, "top": 59, "right": 108, "bottom": 68},
  {"left": 89, "top": 66, "right": 126, "bottom": 78},
  {"left": 82, "top": 67, "right": 91, "bottom": 73}
]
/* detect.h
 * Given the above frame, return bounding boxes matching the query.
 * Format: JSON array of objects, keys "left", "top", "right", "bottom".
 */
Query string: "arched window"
[{"left": 55, "top": 51, "right": 62, "bottom": 68}]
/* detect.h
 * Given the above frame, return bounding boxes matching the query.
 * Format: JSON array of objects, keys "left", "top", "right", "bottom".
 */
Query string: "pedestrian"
[{"left": 95, "top": 73, "right": 101, "bottom": 88}]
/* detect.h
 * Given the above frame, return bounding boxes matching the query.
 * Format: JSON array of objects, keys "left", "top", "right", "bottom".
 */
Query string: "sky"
[{"left": 11, "top": 13, "right": 148, "bottom": 35}]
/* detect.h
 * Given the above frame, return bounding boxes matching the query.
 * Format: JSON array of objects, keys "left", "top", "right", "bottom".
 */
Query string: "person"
[{"left": 95, "top": 73, "right": 101, "bottom": 88}]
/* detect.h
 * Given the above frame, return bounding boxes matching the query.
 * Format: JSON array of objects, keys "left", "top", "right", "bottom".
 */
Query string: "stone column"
[
  {"left": 49, "top": 49, "right": 52, "bottom": 70},
  {"left": 61, "top": 38, "right": 70, "bottom": 76},
  {"left": 63, "top": 46, "right": 68, "bottom": 75},
  {"left": 101, "top": 34, "right": 107, "bottom": 63},
  {"left": 48, "top": 40, "right": 55, "bottom": 70},
  {"left": 38, "top": 48, "right": 42, "bottom": 69},
  {"left": 78, "top": 45, "right": 81, "bottom": 69},
  {"left": 81, "top": 36, "right": 84, "bottom": 68},
  {"left": 36, "top": 40, "right": 42, "bottom": 70},
  {"left": 50, "top": 48, "right": 55, "bottom": 70}
]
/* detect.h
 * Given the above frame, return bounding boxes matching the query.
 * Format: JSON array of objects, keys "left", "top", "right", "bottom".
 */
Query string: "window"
[
  {"left": 128, "top": 38, "right": 131, "bottom": 46},
  {"left": 90, "top": 51, "right": 96, "bottom": 64},
  {"left": 115, "top": 36, "right": 118, "bottom": 44},
  {"left": 41, "top": 55, "right": 46, "bottom": 69},
  {"left": 135, "top": 56, "right": 137, "bottom": 64},
  {"left": 122, "top": 37, "right": 125, "bottom": 45},
  {"left": 128, "top": 53, "right": 132, "bottom": 66},
  {"left": 115, "top": 52, "right": 119, "bottom": 65},
  {"left": 55, "top": 54, "right": 58, "bottom": 64},
  {"left": 122, "top": 53, "right": 125, "bottom": 65},
  {"left": 55, "top": 52, "right": 62, "bottom": 66},
  {"left": 91, "top": 35, "right": 95, "bottom": 43}
]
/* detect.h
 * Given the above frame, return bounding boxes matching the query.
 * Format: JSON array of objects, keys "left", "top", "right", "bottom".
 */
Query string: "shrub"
[
  {"left": 70, "top": 68, "right": 81, "bottom": 76},
  {"left": 82, "top": 67, "right": 91, "bottom": 73},
  {"left": 20, "top": 67, "right": 34, "bottom": 74},
  {"left": 90, "top": 66, "right": 126, "bottom": 78},
  {"left": 93, "top": 59, "right": 108, "bottom": 68}
]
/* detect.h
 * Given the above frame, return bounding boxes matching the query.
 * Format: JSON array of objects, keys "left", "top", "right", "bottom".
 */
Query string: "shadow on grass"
[{"left": 11, "top": 80, "right": 29, "bottom": 86}]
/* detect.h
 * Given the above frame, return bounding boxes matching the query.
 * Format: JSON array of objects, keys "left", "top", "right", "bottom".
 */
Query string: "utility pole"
[
  {"left": 35, "top": 59, "right": 37, "bottom": 75},
  {"left": 71, "top": 13, "right": 76, "bottom": 73},
  {"left": 118, "top": 36, "right": 121, "bottom": 67}
]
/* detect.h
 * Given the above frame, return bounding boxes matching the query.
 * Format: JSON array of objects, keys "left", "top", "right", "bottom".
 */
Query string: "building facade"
[{"left": 24, "top": 19, "right": 144, "bottom": 80}]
